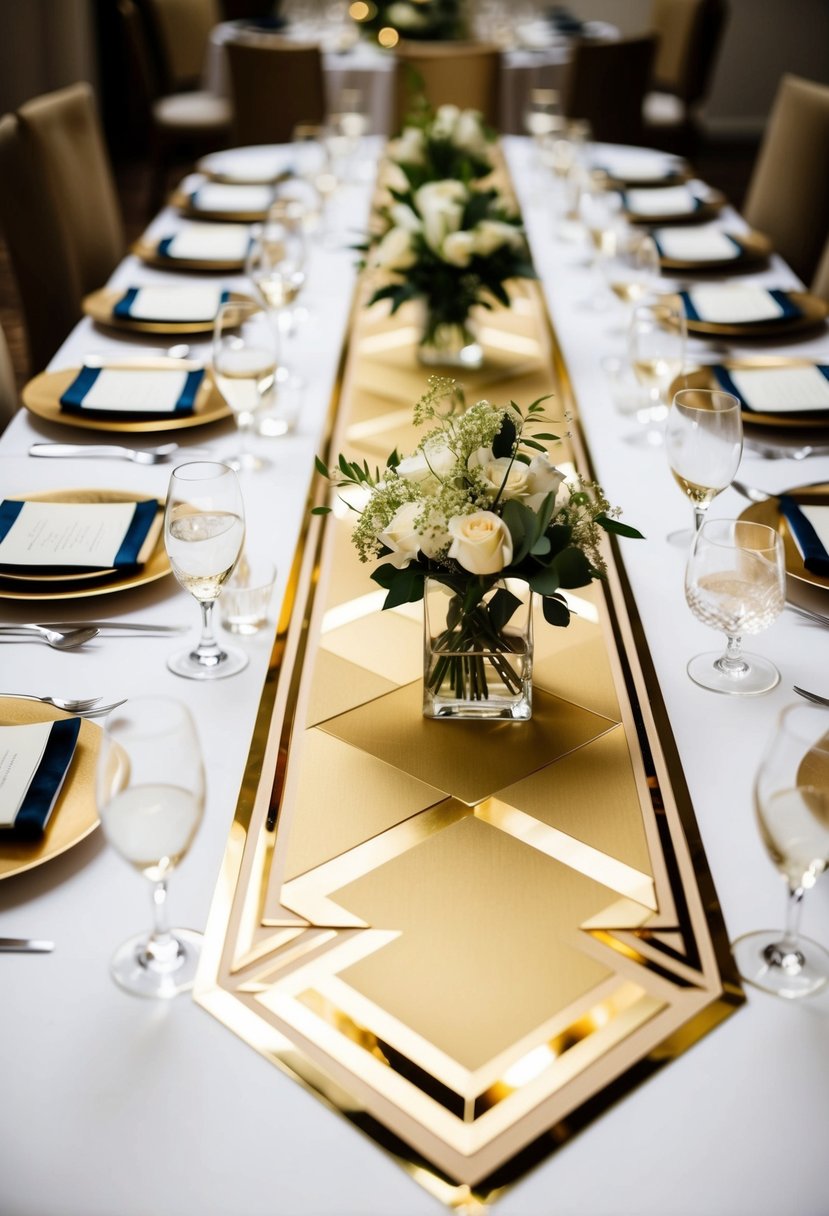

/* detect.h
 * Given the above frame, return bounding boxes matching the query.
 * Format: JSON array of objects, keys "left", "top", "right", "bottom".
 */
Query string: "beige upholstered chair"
[
  {"left": 0, "top": 322, "right": 17, "bottom": 433},
  {"left": 644, "top": 0, "right": 729, "bottom": 142},
  {"left": 0, "top": 83, "right": 124, "bottom": 373},
  {"left": 225, "top": 39, "right": 326, "bottom": 146},
  {"left": 117, "top": 0, "right": 231, "bottom": 210},
  {"left": 139, "top": 0, "right": 221, "bottom": 92},
  {"left": 393, "top": 42, "right": 502, "bottom": 132},
  {"left": 812, "top": 236, "right": 829, "bottom": 304},
  {"left": 562, "top": 36, "right": 657, "bottom": 146},
  {"left": 743, "top": 74, "right": 829, "bottom": 286}
]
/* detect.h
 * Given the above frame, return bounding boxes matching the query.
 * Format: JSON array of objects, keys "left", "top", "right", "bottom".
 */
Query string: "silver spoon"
[
  {"left": 29, "top": 442, "right": 181, "bottom": 465},
  {"left": 0, "top": 625, "right": 99, "bottom": 650},
  {"left": 0, "top": 693, "right": 127, "bottom": 715},
  {"left": 793, "top": 685, "right": 829, "bottom": 708},
  {"left": 731, "top": 480, "right": 772, "bottom": 504},
  {"left": 744, "top": 441, "right": 829, "bottom": 461}
]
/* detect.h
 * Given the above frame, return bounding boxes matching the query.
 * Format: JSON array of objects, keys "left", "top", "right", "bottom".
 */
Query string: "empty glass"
[
  {"left": 733, "top": 702, "right": 829, "bottom": 998},
  {"left": 665, "top": 387, "right": 743, "bottom": 546},
  {"left": 97, "top": 697, "right": 205, "bottom": 998},
  {"left": 685, "top": 518, "right": 785, "bottom": 695},
  {"left": 627, "top": 295, "right": 687, "bottom": 436}
]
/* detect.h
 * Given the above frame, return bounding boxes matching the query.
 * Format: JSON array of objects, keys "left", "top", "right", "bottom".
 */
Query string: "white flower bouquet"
[
  {"left": 388, "top": 103, "right": 495, "bottom": 186},
  {"left": 314, "top": 380, "right": 642, "bottom": 708}
]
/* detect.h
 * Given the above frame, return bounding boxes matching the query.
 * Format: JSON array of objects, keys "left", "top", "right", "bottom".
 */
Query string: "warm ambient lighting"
[
  {"left": 349, "top": 1, "right": 372, "bottom": 20},
  {"left": 378, "top": 26, "right": 399, "bottom": 47}
]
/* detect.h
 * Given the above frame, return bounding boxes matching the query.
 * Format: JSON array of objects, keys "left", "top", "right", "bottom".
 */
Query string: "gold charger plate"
[
  {"left": 674, "top": 358, "right": 829, "bottom": 429},
  {"left": 626, "top": 189, "right": 726, "bottom": 225},
  {"left": 681, "top": 291, "right": 829, "bottom": 339},
  {"left": 196, "top": 151, "right": 292, "bottom": 186},
  {"left": 82, "top": 288, "right": 250, "bottom": 336},
  {"left": 657, "top": 229, "right": 772, "bottom": 272},
  {"left": 22, "top": 360, "right": 230, "bottom": 433},
  {"left": 0, "top": 698, "right": 100, "bottom": 880},
  {"left": 603, "top": 165, "right": 691, "bottom": 190},
  {"left": 740, "top": 482, "right": 829, "bottom": 593},
  {"left": 132, "top": 235, "right": 248, "bottom": 272},
  {"left": 170, "top": 187, "right": 271, "bottom": 223},
  {"left": 0, "top": 488, "right": 169, "bottom": 601}
]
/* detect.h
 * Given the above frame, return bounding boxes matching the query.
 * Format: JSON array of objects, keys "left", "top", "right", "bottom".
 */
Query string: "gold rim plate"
[
  {"left": 170, "top": 188, "right": 270, "bottom": 223},
  {"left": 132, "top": 235, "right": 247, "bottom": 272},
  {"left": 0, "top": 698, "right": 100, "bottom": 880},
  {"left": 82, "top": 288, "right": 251, "bottom": 335},
  {"left": 740, "top": 482, "right": 829, "bottom": 592},
  {"left": 626, "top": 189, "right": 725, "bottom": 225},
  {"left": 196, "top": 151, "right": 292, "bottom": 186},
  {"left": 22, "top": 361, "right": 230, "bottom": 433},
  {"left": 682, "top": 291, "right": 829, "bottom": 339},
  {"left": 605, "top": 166, "right": 691, "bottom": 190},
  {"left": 657, "top": 229, "right": 772, "bottom": 272},
  {"left": 674, "top": 358, "right": 829, "bottom": 429},
  {"left": 0, "top": 488, "right": 169, "bottom": 600}
]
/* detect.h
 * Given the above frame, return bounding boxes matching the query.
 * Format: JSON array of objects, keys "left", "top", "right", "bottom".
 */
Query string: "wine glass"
[
  {"left": 599, "top": 229, "right": 661, "bottom": 314},
  {"left": 627, "top": 295, "right": 687, "bottom": 438},
  {"left": 578, "top": 171, "right": 623, "bottom": 282},
  {"left": 665, "top": 387, "right": 743, "bottom": 547},
  {"left": 212, "top": 298, "right": 278, "bottom": 472},
  {"left": 164, "top": 461, "right": 248, "bottom": 680},
  {"left": 247, "top": 211, "right": 307, "bottom": 345},
  {"left": 97, "top": 697, "right": 206, "bottom": 999},
  {"left": 684, "top": 518, "right": 785, "bottom": 695},
  {"left": 733, "top": 702, "right": 829, "bottom": 999}
]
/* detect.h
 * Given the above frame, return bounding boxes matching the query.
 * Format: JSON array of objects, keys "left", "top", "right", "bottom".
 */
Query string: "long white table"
[{"left": 1, "top": 138, "right": 828, "bottom": 1216}]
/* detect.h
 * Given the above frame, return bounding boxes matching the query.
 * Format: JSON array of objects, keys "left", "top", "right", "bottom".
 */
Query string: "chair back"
[
  {"left": 650, "top": 0, "right": 728, "bottom": 106},
  {"left": 0, "top": 84, "right": 123, "bottom": 372},
  {"left": 562, "top": 36, "right": 657, "bottom": 145},
  {"left": 0, "top": 322, "right": 17, "bottom": 433},
  {"left": 225, "top": 39, "right": 325, "bottom": 146},
  {"left": 812, "top": 235, "right": 829, "bottom": 304},
  {"left": 393, "top": 42, "right": 501, "bottom": 132},
  {"left": 140, "top": 0, "right": 220, "bottom": 92},
  {"left": 743, "top": 74, "right": 829, "bottom": 286}
]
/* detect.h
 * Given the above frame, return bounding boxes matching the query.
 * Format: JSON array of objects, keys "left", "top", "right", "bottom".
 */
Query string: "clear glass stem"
[
  {"left": 192, "top": 599, "right": 223, "bottom": 668},
  {"left": 764, "top": 885, "right": 807, "bottom": 972},
  {"left": 144, "top": 879, "right": 180, "bottom": 968},
  {"left": 693, "top": 503, "right": 708, "bottom": 533},
  {"left": 714, "top": 633, "right": 749, "bottom": 678}
]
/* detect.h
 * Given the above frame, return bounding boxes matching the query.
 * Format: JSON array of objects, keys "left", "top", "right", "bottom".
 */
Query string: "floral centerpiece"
[
  {"left": 388, "top": 103, "right": 495, "bottom": 186},
  {"left": 314, "top": 380, "right": 642, "bottom": 719},
  {"left": 365, "top": 176, "right": 536, "bottom": 368},
  {"left": 352, "top": 0, "right": 468, "bottom": 43}
]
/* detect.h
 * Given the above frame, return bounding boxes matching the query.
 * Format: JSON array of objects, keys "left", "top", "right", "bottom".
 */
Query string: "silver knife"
[
  {"left": 0, "top": 937, "right": 54, "bottom": 953},
  {"left": 38, "top": 621, "right": 189, "bottom": 634}
]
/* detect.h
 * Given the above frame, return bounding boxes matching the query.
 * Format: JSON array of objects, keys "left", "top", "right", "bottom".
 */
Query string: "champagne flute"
[
  {"left": 97, "top": 697, "right": 205, "bottom": 999},
  {"left": 212, "top": 299, "right": 278, "bottom": 472},
  {"left": 627, "top": 295, "right": 687, "bottom": 437},
  {"left": 164, "top": 461, "right": 248, "bottom": 680},
  {"left": 665, "top": 388, "right": 743, "bottom": 546},
  {"left": 246, "top": 212, "right": 307, "bottom": 351},
  {"left": 684, "top": 518, "right": 784, "bottom": 695},
  {"left": 733, "top": 702, "right": 829, "bottom": 999}
]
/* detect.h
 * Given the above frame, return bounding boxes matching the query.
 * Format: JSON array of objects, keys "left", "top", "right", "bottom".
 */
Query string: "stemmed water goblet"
[
  {"left": 665, "top": 387, "right": 743, "bottom": 547},
  {"left": 627, "top": 295, "right": 687, "bottom": 440},
  {"left": 164, "top": 461, "right": 247, "bottom": 680},
  {"left": 97, "top": 697, "right": 206, "bottom": 998},
  {"left": 733, "top": 702, "right": 829, "bottom": 999},
  {"left": 212, "top": 298, "right": 279, "bottom": 472},
  {"left": 684, "top": 518, "right": 785, "bottom": 695}
]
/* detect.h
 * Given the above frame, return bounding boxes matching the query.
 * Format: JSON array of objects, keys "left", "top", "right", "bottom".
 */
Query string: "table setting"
[{"left": 1, "top": 112, "right": 828, "bottom": 1216}]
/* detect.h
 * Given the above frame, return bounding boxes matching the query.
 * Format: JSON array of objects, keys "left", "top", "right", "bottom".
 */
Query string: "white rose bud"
[
  {"left": 525, "top": 454, "right": 565, "bottom": 512},
  {"left": 472, "top": 219, "right": 523, "bottom": 258},
  {"left": 448, "top": 511, "right": 513, "bottom": 575},
  {"left": 392, "top": 126, "right": 426, "bottom": 165},
  {"left": 442, "top": 230, "right": 476, "bottom": 267},
  {"left": 453, "top": 110, "right": 487, "bottom": 157},
  {"left": 433, "top": 104, "right": 461, "bottom": 138},
  {"left": 415, "top": 180, "right": 467, "bottom": 253},
  {"left": 371, "top": 226, "right": 417, "bottom": 272},
  {"left": 468, "top": 448, "right": 531, "bottom": 500},
  {"left": 378, "top": 501, "right": 422, "bottom": 568},
  {"left": 389, "top": 201, "right": 422, "bottom": 233}
]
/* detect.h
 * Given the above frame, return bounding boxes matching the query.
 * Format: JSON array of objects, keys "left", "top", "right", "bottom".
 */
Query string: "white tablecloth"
[{"left": 0, "top": 138, "right": 828, "bottom": 1216}]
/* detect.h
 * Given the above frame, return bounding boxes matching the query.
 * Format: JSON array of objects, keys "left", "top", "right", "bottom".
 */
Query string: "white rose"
[
  {"left": 419, "top": 515, "right": 452, "bottom": 558},
  {"left": 448, "top": 511, "right": 513, "bottom": 575},
  {"left": 415, "top": 180, "right": 467, "bottom": 252},
  {"left": 389, "top": 201, "right": 421, "bottom": 233},
  {"left": 433, "top": 104, "right": 461, "bottom": 139},
  {"left": 442, "top": 230, "right": 476, "bottom": 267},
  {"left": 525, "top": 454, "right": 565, "bottom": 511},
  {"left": 471, "top": 219, "right": 523, "bottom": 258},
  {"left": 387, "top": 1, "right": 427, "bottom": 28},
  {"left": 396, "top": 443, "right": 455, "bottom": 488},
  {"left": 378, "top": 501, "right": 422, "bottom": 568},
  {"left": 371, "top": 226, "right": 416, "bottom": 272},
  {"left": 468, "top": 448, "right": 531, "bottom": 500},
  {"left": 395, "top": 452, "right": 433, "bottom": 484},
  {"left": 391, "top": 126, "right": 426, "bottom": 165},
  {"left": 453, "top": 110, "right": 488, "bottom": 157}
]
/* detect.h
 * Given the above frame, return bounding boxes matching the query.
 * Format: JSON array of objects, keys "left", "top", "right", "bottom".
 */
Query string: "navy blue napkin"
[
  {"left": 59, "top": 365, "right": 203, "bottom": 418},
  {"left": 680, "top": 288, "right": 802, "bottom": 325},
  {"left": 779, "top": 495, "right": 829, "bottom": 577},
  {"left": 0, "top": 717, "right": 81, "bottom": 839},
  {"left": 113, "top": 287, "right": 229, "bottom": 322},
  {"left": 0, "top": 498, "right": 159, "bottom": 571}
]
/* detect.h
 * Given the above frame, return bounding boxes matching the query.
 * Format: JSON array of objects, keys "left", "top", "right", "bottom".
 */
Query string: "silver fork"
[
  {"left": 0, "top": 693, "right": 127, "bottom": 716},
  {"left": 744, "top": 441, "right": 829, "bottom": 461},
  {"left": 29, "top": 442, "right": 181, "bottom": 465},
  {"left": 793, "top": 685, "right": 829, "bottom": 708}
]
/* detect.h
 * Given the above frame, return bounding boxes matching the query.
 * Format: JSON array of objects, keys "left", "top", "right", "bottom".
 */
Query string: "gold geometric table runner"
[{"left": 196, "top": 281, "right": 743, "bottom": 1210}]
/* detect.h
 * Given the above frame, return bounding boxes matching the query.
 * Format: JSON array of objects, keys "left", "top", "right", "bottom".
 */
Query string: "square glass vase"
[{"left": 422, "top": 577, "right": 533, "bottom": 721}]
